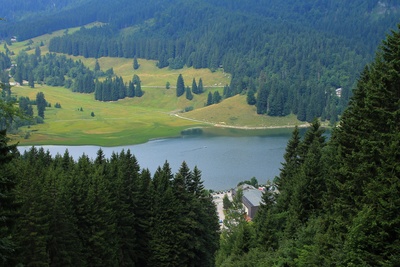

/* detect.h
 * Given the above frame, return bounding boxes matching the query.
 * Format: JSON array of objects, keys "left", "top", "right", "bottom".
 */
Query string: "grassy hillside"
[
  {"left": 4, "top": 27, "right": 307, "bottom": 146},
  {"left": 12, "top": 85, "right": 204, "bottom": 146}
]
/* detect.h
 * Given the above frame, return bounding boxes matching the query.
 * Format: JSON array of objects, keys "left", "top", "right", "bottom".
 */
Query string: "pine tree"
[
  {"left": 0, "top": 130, "right": 18, "bottom": 265},
  {"left": 176, "top": 74, "right": 185, "bottom": 97},
  {"left": 94, "top": 59, "right": 100, "bottom": 72},
  {"left": 185, "top": 86, "right": 193, "bottom": 100},
  {"left": 133, "top": 56, "right": 139, "bottom": 70},
  {"left": 206, "top": 92, "right": 213, "bottom": 106},
  {"left": 198, "top": 78, "right": 204, "bottom": 94},
  {"left": 213, "top": 91, "right": 222, "bottom": 104},
  {"left": 135, "top": 80, "right": 143, "bottom": 97},
  {"left": 127, "top": 81, "right": 135, "bottom": 97},
  {"left": 191, "top": 78, "right": 198, "bottom": 94},
  {"left": 36, "top": 92, "right": 46, "bottom": 119},
  {"left": 28, "top": 70, "right": 34, "bottom": 88}
]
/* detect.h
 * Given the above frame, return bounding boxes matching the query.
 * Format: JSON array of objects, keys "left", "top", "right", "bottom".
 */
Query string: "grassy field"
[
  {"left": 12, "top": 85, "right": 206, "bottom": 146},
  {"left": 3, "top": 24, "right": 307, "bottom": 146}
]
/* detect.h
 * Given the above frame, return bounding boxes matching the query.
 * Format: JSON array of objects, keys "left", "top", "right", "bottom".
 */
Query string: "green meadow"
[{"left": 3, "top": 25, "right": 306, "bottom": 146}]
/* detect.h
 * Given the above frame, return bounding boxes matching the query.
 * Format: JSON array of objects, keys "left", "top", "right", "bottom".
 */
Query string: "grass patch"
[
  {"left": 11, "top": 85, "right": 205, "bottom": 146},
  {"left": 182, "top": 94, "right": 306, "bottom": 128}
]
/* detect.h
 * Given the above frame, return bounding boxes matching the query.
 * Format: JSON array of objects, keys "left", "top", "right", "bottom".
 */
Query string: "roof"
[{"left": 243, "top": 188, "right": 263, "bottom": 207}]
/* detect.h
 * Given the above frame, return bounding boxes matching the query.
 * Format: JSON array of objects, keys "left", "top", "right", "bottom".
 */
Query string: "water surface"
[{"left": 19, "top": 128, "right": 296, "bottom": 190}]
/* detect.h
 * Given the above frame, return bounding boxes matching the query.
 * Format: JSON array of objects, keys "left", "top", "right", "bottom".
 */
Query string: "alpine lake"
[{"left": 18, "top": 127, "right": 308, "bottom": 191}]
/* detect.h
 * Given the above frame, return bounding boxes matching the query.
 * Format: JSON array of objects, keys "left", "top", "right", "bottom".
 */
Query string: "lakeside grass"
[
  {"left": 12, "top": 85, "right": 207, "bottom": 146},
  {"left": 180, "top": 94, "right": 307, "bottom": 128}
]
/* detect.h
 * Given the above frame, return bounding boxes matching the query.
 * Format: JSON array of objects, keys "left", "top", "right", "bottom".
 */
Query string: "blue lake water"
[{"left": 18, "top": 129, "right": 296, "bottom": 190}]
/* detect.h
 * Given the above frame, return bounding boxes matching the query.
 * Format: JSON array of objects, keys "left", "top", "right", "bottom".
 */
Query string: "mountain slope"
[{"left": 1, "top": 0, "right": 398, "bottom": 123}]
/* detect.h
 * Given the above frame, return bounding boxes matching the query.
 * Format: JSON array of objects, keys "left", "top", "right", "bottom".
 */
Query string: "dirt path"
[{"left": 172, "top": 113, "right": 310, "bottom": 130}]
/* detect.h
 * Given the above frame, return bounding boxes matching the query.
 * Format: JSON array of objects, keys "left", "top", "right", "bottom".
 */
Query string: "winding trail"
[{"left": 172, "top": 113, "right": 310, "bottom": 130}]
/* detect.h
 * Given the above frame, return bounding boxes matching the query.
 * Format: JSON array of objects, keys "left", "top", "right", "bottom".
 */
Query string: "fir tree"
[
  {"left": 36, "top": 92, "right": 46, "bottom": 119},
  {"left": 206, "top": 92, "right": 213, "bottom": 106},
  {"left": 0, "top": 130, "right": 18, "bottom": 265},
  {"left": 198, "top": 78, "right": 204, "bottom": 94},
  {"left": 191, "top": 78, "right": 198, "bottom": 94},
  {"left": 176, "top": 74, "right": 185, "bottom": 97},
  {"left": 185, "top": 86, "right": 193, "bottom": 100},
  {"left": 133, "top": 56, "right": 139, "bottom": 70}
]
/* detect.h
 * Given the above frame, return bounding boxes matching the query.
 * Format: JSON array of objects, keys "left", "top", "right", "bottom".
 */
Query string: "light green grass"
[
  {"left": 12, "top": 85, "right": 206, "bottom": 146},
  {"left": 182, "top": 94, "right": 306, "bottom": 128}
]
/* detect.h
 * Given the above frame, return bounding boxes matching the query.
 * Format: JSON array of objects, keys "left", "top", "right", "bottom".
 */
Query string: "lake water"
[{"left": 18, "top": 128, "right": 297, "bottom": 190}]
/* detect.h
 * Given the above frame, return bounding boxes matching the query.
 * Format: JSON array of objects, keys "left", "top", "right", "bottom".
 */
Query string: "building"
[{"left": 232, "top": 184, "right": 264, "bottom": 220}]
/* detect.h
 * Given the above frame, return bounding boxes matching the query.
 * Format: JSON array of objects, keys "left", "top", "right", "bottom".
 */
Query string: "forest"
[
  {"left": 1, "top": 0, "right": 398, "bottom": 123},
  {"left": 0, "top": 141, "right": 220, "bottom": 266},
  {"left": 216, "top": 25, "right": 400, "bottom": 266},
  {"left": 0, "top": 1, "right": 399, "bottom": 266},
  {"left": 1, "top": 23, "right": 400, "bottom": 267}
]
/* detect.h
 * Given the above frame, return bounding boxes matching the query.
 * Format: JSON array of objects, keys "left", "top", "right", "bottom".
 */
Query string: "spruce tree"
[
  {"left": 176, "top": 74, "right": 185, "bottom": 97},
  {"left": 185, "top": 86, "right": 193, "bottom": 100},
  {"left": 0, "top": 130, "right": 18, "bottom": 265},
  {"left": 198, "top": 78, "right": 204, "bottom": 94},
  {"left": 191, "top": 78, "right": 198, "bottom": 94},
  {"left": 133, "top": 56, "right": 139, "bottom": 70},
  {"left": 36, "top": 92, "right": 46, "bottom": 119},
  {"left": 213, "top": 91, "right": 222, "bottom": 104},
  {"left": 206, "top": 92, "right": 213, "bottom": 106}
]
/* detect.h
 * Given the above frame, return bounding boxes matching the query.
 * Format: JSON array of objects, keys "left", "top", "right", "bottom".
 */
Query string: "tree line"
[
  {"left": 2, "top": 1, "right": 398, "bottom": 122},
  {"left": 94, "top": 74, "right": 143, "bottom": 102},
  {"left": 42, "top": 0, "right": 398, "bottom": 123},
  {"left": 0, "top": 141, "right": 219, "bottom": 266},
  {"left": 215, "top": 24, "right": 400, "bottom": 267}
]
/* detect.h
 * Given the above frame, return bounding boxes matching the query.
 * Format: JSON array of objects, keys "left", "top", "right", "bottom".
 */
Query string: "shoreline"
[{"left": 14, "top": 114, "right": 318, "bottom": 147}]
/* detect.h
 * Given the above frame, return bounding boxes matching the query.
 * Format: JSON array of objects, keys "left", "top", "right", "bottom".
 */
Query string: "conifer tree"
[
  {"left": 213, "top": 91, "right": 222, "bottom": 104},
  {"left": 176, "top": 74, "right": 185, "bottom": 97},
  {"left": 206, "top": 91, "right": 213, "bottom": 106},
  {"left": 133, "top": 56, "right": 139, "bottom": 70},
  {"left": 185, "top": 86, "right": 193, "bottom": 100},
  {"left": 191, "top": 78, "right": 198, "bottom": 94},
  {"left": 0, "top": 130, "right": 18, "bottom": 265},
  {"left": 36, "top": 92, "right": 46, "bottom": 119},
  {"left": 198, "top": 78, "right": 204, "bottom": 94}
]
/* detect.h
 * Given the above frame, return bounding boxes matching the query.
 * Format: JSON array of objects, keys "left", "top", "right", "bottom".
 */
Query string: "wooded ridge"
[{"left": 1, "top": 0, "right": 398, "bottom": 122}]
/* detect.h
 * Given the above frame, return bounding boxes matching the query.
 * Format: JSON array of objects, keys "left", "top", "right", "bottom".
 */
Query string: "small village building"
[{"left": 232, "top": 184, "right": 264, "bottom": 220}]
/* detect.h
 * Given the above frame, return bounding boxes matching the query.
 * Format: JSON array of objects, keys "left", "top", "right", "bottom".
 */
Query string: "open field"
[{"left": 11, "top": 85, "right": 206, "bottom": 146}]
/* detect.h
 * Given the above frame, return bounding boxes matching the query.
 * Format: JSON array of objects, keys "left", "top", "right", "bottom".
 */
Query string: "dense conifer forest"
[
  {"left": 0, "top": 140, "right": 220, "bottom": 266},
  {"left": 216, "top": 25, "right": 400, "bottom": 266},
  {"left": 0, "top": 24, "right": 399, "bottom": 267},
  {"left": 1, "top": 0, "right": 398, "bottom": 122},
  {"left": 1, "top": 1, "right": 400, "bottom": 266}
]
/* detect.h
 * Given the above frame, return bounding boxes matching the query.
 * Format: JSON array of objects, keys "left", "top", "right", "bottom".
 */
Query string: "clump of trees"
[
  {"left": 176, "top": 75, "right": 205, "bottom": 101},
  {"left": 94, "top": 74, "right": 143, "bottom": 102}
]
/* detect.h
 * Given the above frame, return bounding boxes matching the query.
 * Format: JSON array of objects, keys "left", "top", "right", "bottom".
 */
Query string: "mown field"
[{"left": 3, "top": 25, "right": 306, "bottom": 146}]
